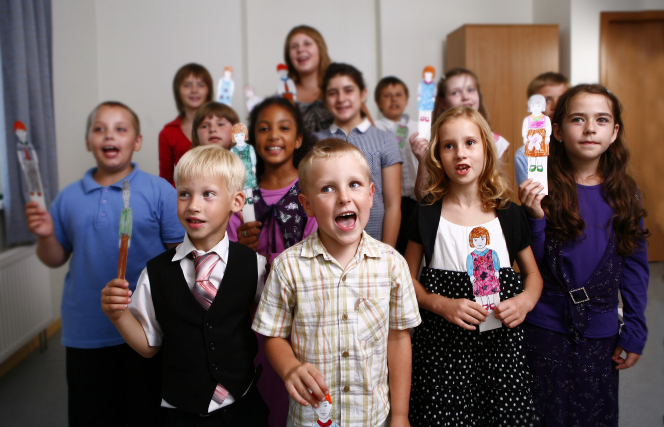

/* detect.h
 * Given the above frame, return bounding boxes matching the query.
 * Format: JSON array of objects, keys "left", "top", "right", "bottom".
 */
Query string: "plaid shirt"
[{"left": 253, "top": 231, "right": 421, "bottom": 427}]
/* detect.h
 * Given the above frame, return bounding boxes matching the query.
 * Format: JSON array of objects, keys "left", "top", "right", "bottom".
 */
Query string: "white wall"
[{"left": 532, "top": 0, "right": 571, "bottom": 77}]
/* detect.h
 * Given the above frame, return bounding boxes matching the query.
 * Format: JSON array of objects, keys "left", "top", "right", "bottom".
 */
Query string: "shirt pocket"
[{"left": 356, "top": 297, "right": 389, "bottom": 342}]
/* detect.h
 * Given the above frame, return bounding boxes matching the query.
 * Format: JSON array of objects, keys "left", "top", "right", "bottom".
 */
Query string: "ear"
[
  {"left": 231, "top": 190, "right": 245, "bottom": 213},
  {"left": 361, "top": 87, "right": 368, "bottom": 104},
  {"left": 85, "top": 137, "right": 92, "bottom": 152},
  {"left": 134, "top": 134, "right": 143, "bottom": 152},
  {"left": 368, "top": 182, "right": 375, "bottom": 209},
  {"left": 610, "top": 123, "right": 619, "bottom": 144},
  {"left": 295, "top": 134, "right": 303, "bottom": 150},
  {"left": 552, "top": 123, "right": 563, "bottom": 142},
  {"left": 298, "top": 192, "right": 315, "bottom": 218}
]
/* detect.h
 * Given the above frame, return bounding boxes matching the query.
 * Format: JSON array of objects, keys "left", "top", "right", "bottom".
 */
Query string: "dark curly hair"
[{"left": 247, "top": 97, "right": 315, "bottom": 179}]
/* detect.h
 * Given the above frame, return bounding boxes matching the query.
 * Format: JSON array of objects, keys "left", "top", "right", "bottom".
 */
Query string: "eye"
[
  {"left": 321, "top": 186, "right": 333, "bottom": 193},
  {"left": 178, "top": 191, "right": 190, "bottom": 198},
  {"left": 349, "top": 182, "right": 360, "bottom": 188},
  {"left": 443, "top": 143, "right": 453, "bottom": 150},
  {"left": 466, "top": 139, "right": 476, "bottom": 146},
  {"left": 203, "top": 191, "right": 215, "bottom": 198},
  {"left": 93, "top": 126, "right": 103, "bottom": 132},
  {"left": 571, "top": 117, "right": 583, "bottom": 123},
  {"left": 257, "top": 126, "right": 268, "bottom": 132},
  {"left": 598, "top": 117, "right": 609, "bottom": 123},
  {"left": 451, "top": 91, "right": 458, "bottom": 96},
  {"left": 116, "top": 127, "right": 126, "bottom": 132},
  {"left": 280, "top": 125, "right": 291, "bottom": 131},
  {"left": 200, "top": 124, "right": 208, "bottom": 129}
]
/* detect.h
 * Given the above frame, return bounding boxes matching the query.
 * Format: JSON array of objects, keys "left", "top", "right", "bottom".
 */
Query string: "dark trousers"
[
  {"left": 66, "top": 343, "right": 165, "bottom": 427},
  {"left": 396, "top": 196, "right": 418, "bottom": 255}
]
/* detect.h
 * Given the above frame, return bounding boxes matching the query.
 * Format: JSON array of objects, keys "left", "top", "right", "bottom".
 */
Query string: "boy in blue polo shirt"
[{"left": 25, "top": 101, "right": 184, "bottom": 426}]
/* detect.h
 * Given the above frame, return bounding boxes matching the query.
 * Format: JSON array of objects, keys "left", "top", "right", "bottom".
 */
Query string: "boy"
[
  {"left": 253, "top": 139, "right": 422, "bottom": 427},
  {"left": 25, "top": 101, "right": 185, "bottom": 426},
  {"left": 101, "top": 145, "right": 269, "bottom": 426},
  {"left": 515, "top": 72, "right": 571, "bottom": 185},
  {"left": 374, "top": 77, "right": 419, "bottom": 255}
]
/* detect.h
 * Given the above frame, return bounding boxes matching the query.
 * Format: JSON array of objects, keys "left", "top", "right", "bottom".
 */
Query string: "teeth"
[{"left": 338, "top": 212, "right": 355, "bottom": 217}]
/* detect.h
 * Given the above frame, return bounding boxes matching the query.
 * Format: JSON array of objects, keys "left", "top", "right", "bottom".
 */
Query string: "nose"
[
  {"left": 209, "top": 124, "right": 217, "bottom": 134},
  {"left": 337, "top": 187, "right": 351, "bottom": 205},
  {"left": 187, "top": 195, "right": 201, "bottom": 212},
  {"left": 455, "top": 145, "right": 468, "bottom": 159},
  {"left": 461, "top": 90, "right": 469, "bottom": 101}
]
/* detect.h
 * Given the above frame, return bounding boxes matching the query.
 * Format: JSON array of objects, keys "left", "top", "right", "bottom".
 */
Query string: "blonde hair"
[
  {"left": 174, "top": 145, "right": 246, "bottom": 194},
  {"left": 469, "top": 227, "right": 490, "bottom": 246},
  {"left": 527, "top": 72, "right": 571, "bottom": 98},
  {"left": 422, "top": 106, "right": 511, "bottom": 210},
  {"left": 298, "top": 138, "right": 371, "bottom": 193},
  {"left": 192, "top": 102, "right": 240, "bottom": 147},
  {"left": 86, "top": 101, "right": 140, "bottom": 139},
  {"left": 284, "top": 25, "right": 331, "bottom": 87}
]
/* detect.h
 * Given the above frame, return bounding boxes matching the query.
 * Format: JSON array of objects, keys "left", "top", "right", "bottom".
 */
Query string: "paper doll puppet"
[
  {"left": 244, "top": 85, "right": 263, "bottom": 113},
  {"left": 217, "top": 66, "right": 235, "bottom": 106},
  {"left": 230, "top": 123, "right": 257, "bottom": 223},
  {"left": 15, "top": 121, "right": 46, "bottom": 209},
  {"left": 395, "top": 114, "right": 409, "bottom": 149},
  {"left": 277, "top": 63, "right": 296, "bottom": 102},
  {"left": 118, "top": 180, "right": 132, "bottom": 280},
  {"left": 417, "top": 66, "right": 437, "bottom": 141},
  {"left": 311, "top": 394, "right": 340, "bottom": 427},
  {"left": 522, "top": 94, "right": 551, "bottom": 195},
  {"left": 467, "top": 227, "right": 502, "bottom": 332}
]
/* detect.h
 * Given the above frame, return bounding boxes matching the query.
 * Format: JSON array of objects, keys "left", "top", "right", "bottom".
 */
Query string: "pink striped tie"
[{"left": 188, "top": 251, "right": 229, "bottom": 404}]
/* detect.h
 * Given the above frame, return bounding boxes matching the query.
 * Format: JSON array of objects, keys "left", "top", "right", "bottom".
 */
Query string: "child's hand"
[
  {"left": 612, "top": 346, "right": 640, "bottom": 370},
  {"left": 390, "top": 415, "right": 411, "bottom": 427},
  {"left": 409, "top": 132, "right": 429, "bottom": 163},
  {"left": 284, "top": 362, "right": 329, "bottom": 408},
  {"left": 518, "top": 179, "right": 545, "bottom": 219},
  {"left": 494, "top": 292, "right": 535, "bottom": 328},
  {"left": 237, "top": 211, "right": 262, "bottom": 251},
  {"left": 25, "top": 201, "right": 54, "bottom": 238},
  {"left": 435, "top": 297, "right": 488, "bottom": 331},
  {"left": 101, "top": 279, "right": 132, "bottom": 322}
]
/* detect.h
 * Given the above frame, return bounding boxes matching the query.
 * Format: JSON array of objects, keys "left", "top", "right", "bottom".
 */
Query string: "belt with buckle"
[{"left": 569, "top": 287, "right": 590, "bottom": 304}]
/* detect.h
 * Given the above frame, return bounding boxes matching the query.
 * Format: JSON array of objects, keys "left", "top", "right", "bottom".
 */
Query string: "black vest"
[{"left": 148, "top": 242, "right": 258, "bottom": 414}]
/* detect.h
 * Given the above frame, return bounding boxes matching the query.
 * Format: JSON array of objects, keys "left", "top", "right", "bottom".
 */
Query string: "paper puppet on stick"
[
  {"left": 467, "top": 227, "right": 502, "bottom": 332},
  {"left": 417, "top": 66, "right": 437, "bottom": 141},
  {"left": 522, "top": 94, "right": 551, "bottom": 195},
  {"left": 244, "top": 85, "right": 263, "bottom": 113},
  {"left": 311, "top": 394, "right": 340, "bottom": 427},
  {"left": 277, "top": 64, "right": 296, "bottom": 102},
  {"left": 118, "top": 180, "right": 132, "bottom": 280},
  {"left": 217, "top": 66, "right": 235, "bottom": 106},
  {"left": 15, "top": 121, "right": 46, "bottom": 209},
  {"left": 230, "top": 123, "right": 257, "bottom": 223}
]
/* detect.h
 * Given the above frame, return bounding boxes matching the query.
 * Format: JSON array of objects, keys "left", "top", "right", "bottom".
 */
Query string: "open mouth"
[
  {"left": 335, "top": 212, "right": 357, "bottom": 230},
  {"left": 186, "top": 218, "right": 205, "bottom": 229},
  {"left": 102, "top": 146, "right": 119, "bottom": 156},
  {"left": 456, "top": 164, "right": 470, "bottom": 175},
  {"left": 266, "top": 146, "right": 284, "bottom": 153}
]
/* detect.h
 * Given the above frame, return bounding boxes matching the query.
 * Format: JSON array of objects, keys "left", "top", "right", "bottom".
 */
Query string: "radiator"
[{"left": 0, "top": 244, "right": 53, "bottom": 364}]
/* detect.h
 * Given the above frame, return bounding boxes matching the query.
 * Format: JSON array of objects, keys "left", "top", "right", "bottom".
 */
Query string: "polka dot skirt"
[{"left": 409, "top": 267, "right": 538, "bottom": 427}]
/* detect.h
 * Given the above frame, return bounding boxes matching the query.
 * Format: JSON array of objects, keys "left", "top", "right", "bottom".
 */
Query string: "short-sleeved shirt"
[
  {"left": 314, "top": 119, "right": 402, "bottom": 241},
  {"left": 252, "top": 231, "right": 421, "bottom": 427},
  {"left": 50, "top": 164, "right": 184, "bottom": 348}
]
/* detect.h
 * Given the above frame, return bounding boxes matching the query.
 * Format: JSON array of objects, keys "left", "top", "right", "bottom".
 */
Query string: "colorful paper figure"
[
  {"left": 417, "top": 66, "right": 437, "bottom": 141},
  {"left": 15, "top": 121, "right": 45, "bottom": 209},
  {"left": 277, "top": 63, "right": 296, "bottom": 102},
  {"left": 244, "top": 85, "right": 263, "bottom": 113},
  {"left": 118, "top": 180, "right": 132, "bottom": 280},
  {"left": 395, "top": 114, "right": 410, "bottom": 149},
  {"left": 522, "top": 94, "right": 551, "bottom": 195},
  {"left": 467, "top": 227, "right": 502, "bottom": 332},
  {"left": 311, "top": 394, "right": 340, "bottom": 427},
  {"left": 217, "top": 66, "right": 235, "bottom": 106},
  {"left": 231, "top": 123, "right": 257, "bottom": 223}
]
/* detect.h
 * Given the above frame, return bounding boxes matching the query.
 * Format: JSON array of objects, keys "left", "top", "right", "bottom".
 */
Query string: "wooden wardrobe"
[{"left": 446, "top": 25, "right": 560, "bottom": 191}]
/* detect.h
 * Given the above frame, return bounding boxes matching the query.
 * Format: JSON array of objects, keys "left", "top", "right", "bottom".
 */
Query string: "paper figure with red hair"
[
  {"left": 117, "top": 180, "right": 132, "bottom": 280},
  {"left": 522, "top": 94, "right": 551, "bottom": 195},
  {"left": 277, "top": 63, "right": 296, "bottom": 102},
  {"left": 311, "top": 393, "right": 340, "bottom": 427},
  {"left": 417, "top": 66, "right": 437, "bottom": 141},
  {"left": 230, "top": 123, "right": 257, "bottom": 222},
  {"left": 15, "top": 121, "right": 45, "bottom": 208},
  {"left": 244, "top": 85, "right": 263, "bottom": 113},
  {"left": 217, "top": 66, "right": 235, "bottom": 106},
  {"left": 467, "top": 227, "right": 502, "bottom": 331}
]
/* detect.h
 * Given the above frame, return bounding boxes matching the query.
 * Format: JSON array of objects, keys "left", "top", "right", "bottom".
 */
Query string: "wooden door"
[{"left": 601, "top": 11, "right": 664, "bottom": 261}]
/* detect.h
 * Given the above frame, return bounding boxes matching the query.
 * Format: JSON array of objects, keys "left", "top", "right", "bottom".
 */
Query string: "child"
[
  {"left": 159, "top": 63, "right": 214, "bottom": 186},
  {"left": 253, "top": 138, "right": 422, "bottom": 427},
  {"left": 515, "top": 72, "right": 571, "bottom": 185},
  {"left": 101, "top": 145, "right": 270, "bottom": 426},
  {"left": 374, "top": 76, "right": 419, "bottom": 255},
  {"left": 191, "top": 101, "right": 239, "bottom": 149},
  {"left": 25, "top": 101, "right": 185, "bottom": 425},
  {"left": 405, "top": 106, "right": 542, "bottom": 426},
  {"left": 519, "top": 84, "right": 649, "bottom": 426},
  {"left": 314, "top": 63, "right": 402, "bottom": 247}
]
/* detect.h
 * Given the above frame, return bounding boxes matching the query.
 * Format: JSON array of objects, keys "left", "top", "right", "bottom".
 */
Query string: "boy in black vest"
[{"left": 102, "top": 145, "right": 269, "bottom": 426}]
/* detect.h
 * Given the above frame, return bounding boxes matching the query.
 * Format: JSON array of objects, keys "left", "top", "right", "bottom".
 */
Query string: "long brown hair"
[
  {"left": 544, "top": 84, "right": 649, "bottom": 256},
  {"left": 284, "top": 25, "right": 331, "bottom": 88},
  {"left": 172, "top": 63, "right": 213, "bottom": 117},
  {"left": 432, "top": 68, "right": 490, "bottom": 125},
  {"left": 422, "top": 106, "right": 511, "bottom": 210}
]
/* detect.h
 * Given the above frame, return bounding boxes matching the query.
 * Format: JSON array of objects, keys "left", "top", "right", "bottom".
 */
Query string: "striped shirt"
[
  {"left": 252, "top": 230, "right": 421, "bottom": 427},
  {"left": 314, "top": 119, "right": 402, "bottom": 241}
]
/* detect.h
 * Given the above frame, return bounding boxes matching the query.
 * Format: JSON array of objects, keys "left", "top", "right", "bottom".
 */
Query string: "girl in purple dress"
[{"left": 519, "top": 84, "right": 649, "bottom": 427}]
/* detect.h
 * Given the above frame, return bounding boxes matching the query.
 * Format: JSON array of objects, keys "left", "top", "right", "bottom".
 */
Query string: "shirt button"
[
  {"left": 206, "top": 323, "right": 213, "bottom": 330},
  {"left": 209, "top": 342, "right": 216, "bottom": 350},
  {"left": 102, "top": 200, "right": 107, "bottom": 204},
  {"left": 343, "top": 386, "right": 350, "bottom": 392},
  {"left": 104, "top": 189, "right": 108, "bottom": 192},
  {"left": 101, "top": 213, "right": 105, "bottom": 217},
  {"left": 342, "top": 351, "right": 349, "bottom": 358},
  {"left": 342, "top": 313, "right": 348, "bottom": 321},
  {"left": 212, "top": 363, "right": 218, "bottom": 371},
  {"left": 342, "top": 275, "right": 346, "bottom": 282}
]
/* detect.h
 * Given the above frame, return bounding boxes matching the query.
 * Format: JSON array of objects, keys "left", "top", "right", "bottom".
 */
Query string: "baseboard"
[{"left": 0, "top": 318, "right": 61, "bottom": 380}]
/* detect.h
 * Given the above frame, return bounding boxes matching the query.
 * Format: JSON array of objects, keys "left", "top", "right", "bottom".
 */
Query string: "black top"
[{"left": 407, "top": 198, "right": 531, "bottom": 268}]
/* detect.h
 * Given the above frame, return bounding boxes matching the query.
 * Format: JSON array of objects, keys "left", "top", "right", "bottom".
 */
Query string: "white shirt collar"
[
  {"left": 172, "top": 232, "right": 229, "bottom": 265},
  {"left": 377, "top": 117, "right": 397, "bottom": 131},
  {"left": 329, "top": 118, "right": 371, "bottom": 136}
]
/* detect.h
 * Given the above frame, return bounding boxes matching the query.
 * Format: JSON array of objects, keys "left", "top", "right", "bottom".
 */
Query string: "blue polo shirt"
[{"left": 51, "top": 164, "right": 184, "bottom": 348}]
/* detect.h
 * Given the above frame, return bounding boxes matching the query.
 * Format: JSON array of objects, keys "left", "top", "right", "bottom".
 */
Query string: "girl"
[
  {"left": 159, "top": 63, "right": 213, "bottom": 186},
  {"left": 519, "top": 84, "right": 649, "bottom": 426},
  {"left": 191, "top": 101, "right": 239, "bottom": 149},
  {"left": 314, "top": 62, "right": 402, "bottom": 247},
  {"left": 406, "top": 106, "right": 541, "bottom": 426},
  {"left": 283, "top": 25, "right": 334, "bottom": 133},
  {"left": 228, "top": 97, "right": 317, "bottom": 427}
]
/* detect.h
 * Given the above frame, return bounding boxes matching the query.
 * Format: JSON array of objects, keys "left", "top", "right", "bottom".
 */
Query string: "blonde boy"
[
  {"left": 253, "top": 138, "right": 422, "bottom": 427},
  {"left": 102, "top": 145, "right": 269, "bottom": 426}
]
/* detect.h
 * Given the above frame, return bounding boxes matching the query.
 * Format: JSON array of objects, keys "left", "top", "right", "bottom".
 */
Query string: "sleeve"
[
  {"left": 252, "top": 258, "right": 295, "bottom": 338},
  {"left": 157, "top": 180, "right": 186, "bottom": 244},
  {"left": 389, "top": 255, "right": 422, "bottom": 330},
  {"left": 128, "top": 267, "right": 163, "bottom": 346},
  {"left": 380, "top": 131, "right": 402, "bottom": 168},
  {"left": 515, "top": 147, "right": 528, "bottom": 186},
  {"left": 406, "top": 202, "right": 422, "bottom": 245},
  {"left": 515, "top": 204, "right": 532, "bottom": 251},
  {"left": 528, "top": 216, "right": 547, "bottom": 265},
  {"left": 466, "top": 254, "right": 474, "bottom": 277},
  {"left": 492, "top": 250, "right": 500, "bottom": 270},
  {"left": 253, "top": 253, "right": 268, "bottom": 305},
  {"left": 226, "top": 212, "right": 242, "bottom": 242},
  {"left": 617, "top": 224, "right": 649, "bottom": 354},
  {"left": 158, "top": 127, "right": 176, "bottom": 187},
  {"left": 496, "top": 135, "right": 510, "bottom": 159},
  {"left": 50, "top": 190, "right": 73, "bottom": 253}
]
